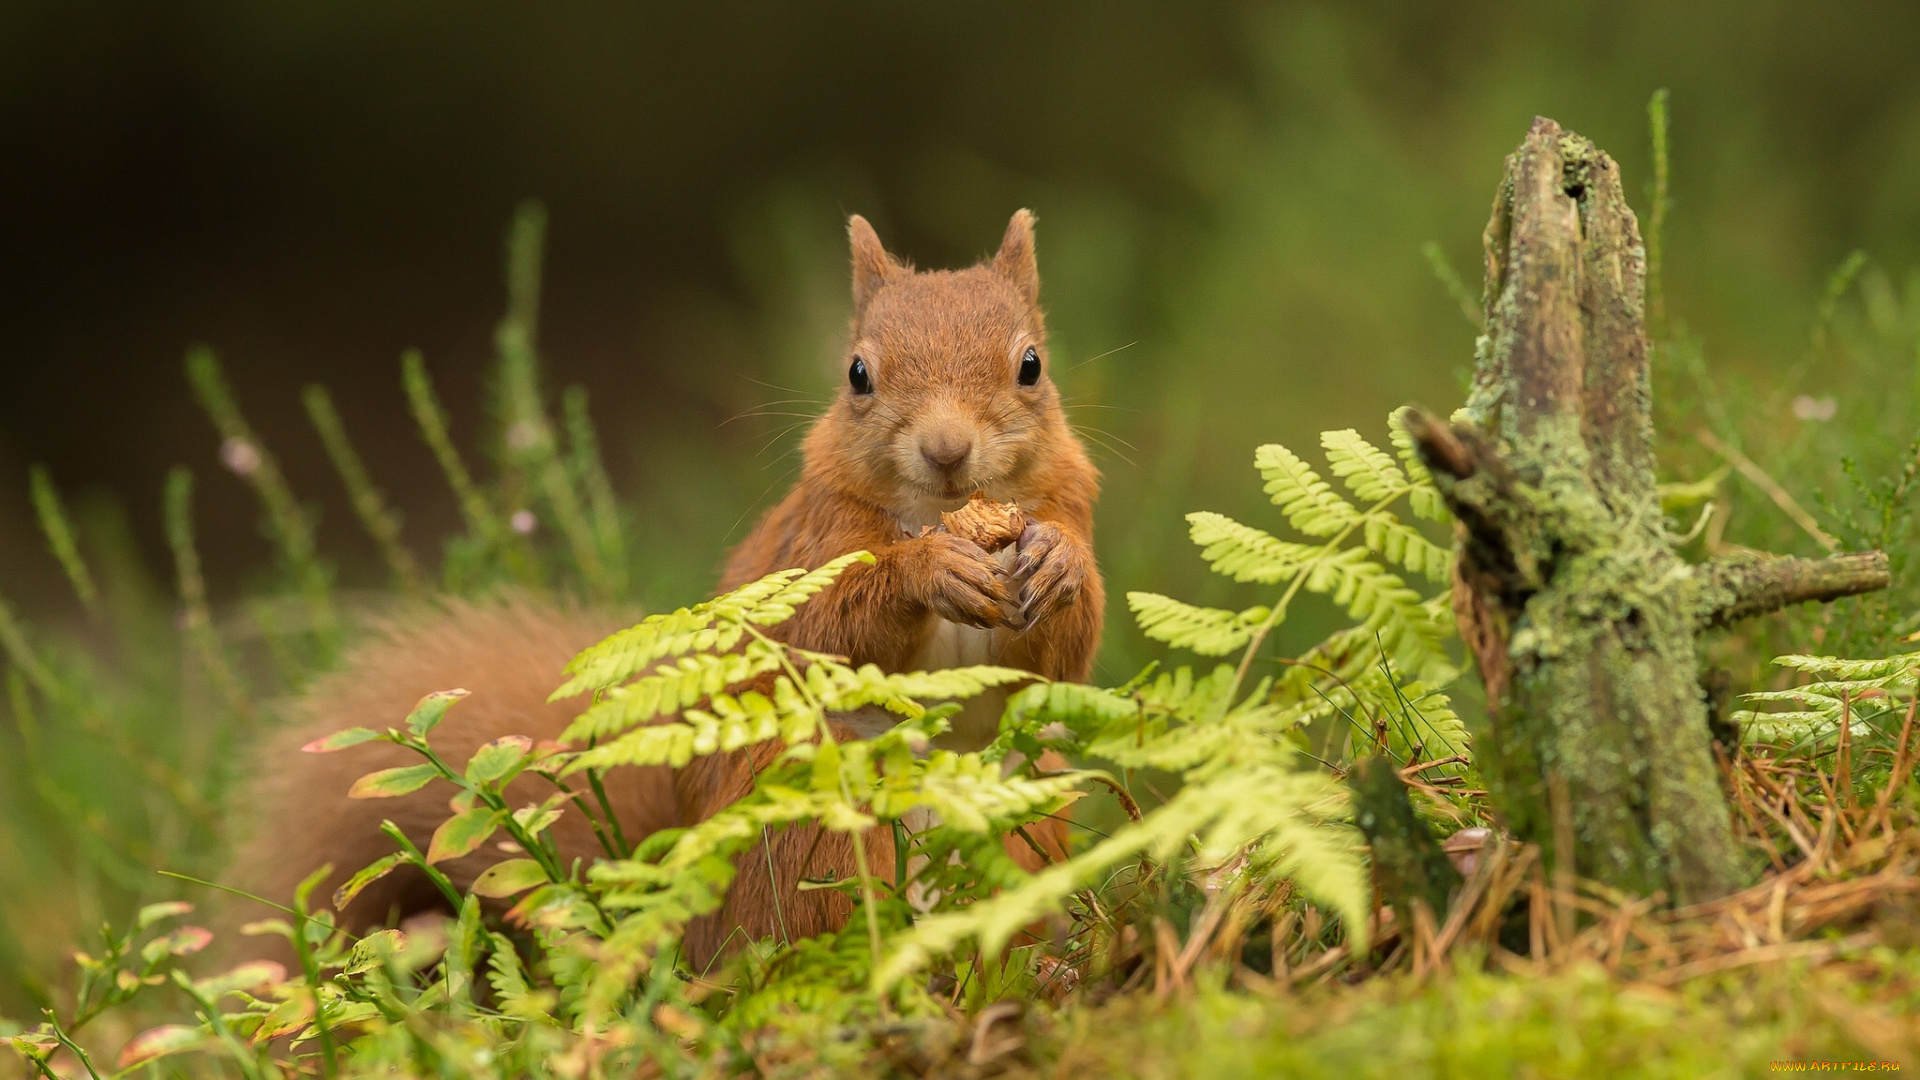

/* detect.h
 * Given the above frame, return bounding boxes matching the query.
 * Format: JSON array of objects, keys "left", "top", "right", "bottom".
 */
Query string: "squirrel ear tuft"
[
  {"left": 993, "top": 209, "right": 1039, "bottom": 304},
  {"left": 848, "top": 214, "right": 898, "bottom": 314}
]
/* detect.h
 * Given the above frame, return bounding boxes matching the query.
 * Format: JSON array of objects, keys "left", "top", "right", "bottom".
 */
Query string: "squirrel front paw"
[
  {"left": 907, "top": 532, "right": 1010, "bottom": 628},
  {"left": 1009, "top": 520, "right": 1091, "bottom": 629}
]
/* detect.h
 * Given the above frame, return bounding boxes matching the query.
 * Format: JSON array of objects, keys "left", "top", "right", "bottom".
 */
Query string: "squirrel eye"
[
  {"left": 848, "top": 357, "right": 873, "bottom": 395},
  {"left": 1018, "top": 346, "right": 1041, "bottom": 386}
]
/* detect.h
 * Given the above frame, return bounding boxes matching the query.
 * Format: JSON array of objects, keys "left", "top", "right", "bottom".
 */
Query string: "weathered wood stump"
[{"left": 1403, "top": 117, "right": 1890, "bottom": 904}]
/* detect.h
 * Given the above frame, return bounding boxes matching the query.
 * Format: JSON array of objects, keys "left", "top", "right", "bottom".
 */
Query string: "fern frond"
[
  {"left": 1304, "top": 548, "right": 1435, "bottom": 651},
  {"left": 1186, "top": 511, "right": 1317, "bottom": 584},
  {"left": 823, "top": 665, "right": 1036, "bottom": 716},
  {"left": 550, "top": 605, "right": 749, "bottom": 700},
  {"left": 560, "top": 640, "right": 784, "bottom": 742},
  {"left": 1136, "top": 663, "right": 1240, "bottom": 722},
  {"left": 1254, "top": 444, "right": 1358, "bottom": 536},
  {"left": 553, "top": 558, "right": 873, "bottom": 698},
  {"left": 1002, "top": 681, "right": 1138, "bottom": 735},
  {"left": 1733, "top": 710, "right": 1856, "bottom": 745},
  {"left": 1361, "top": 515, "right": 1452, "bottom": 582},
  {"left": 1203, "top": 766, "right": 1367, "bottom": 924},
  {"left": 873, "top": 752, "right": 1081, "bottom": 833},
  {"left": 1321, "top": 429, "right": 1407, "bottom": 502},
  {"left": 874, "top": 757, "right": 1369, "bottom": 991},
  {"left": 744, "top": 551, "right": 875, "bottom": 625},
  {"left": 563, "top": 684, "right": 817, "bottom": 772},
  {"left": 1127, "top": 593, "right": 1268, "bottom": 656},
  {"left": 1089, "top": 700, "right": 1303, "bottom": 774},
  {"left": 1772, "top": 655, "right": 1919, "bottom": 681}
]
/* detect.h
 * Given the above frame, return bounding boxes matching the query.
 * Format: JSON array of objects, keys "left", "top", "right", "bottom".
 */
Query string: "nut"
[{"left": 941, "top": 492, "right": 1025, "bottom": 552}]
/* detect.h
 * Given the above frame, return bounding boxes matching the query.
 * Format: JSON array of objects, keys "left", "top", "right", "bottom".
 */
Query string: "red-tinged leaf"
[
  {"left": 192, "top": 961, "right": 286, "bottom": 998},
  {"left": 471, "top": 858, "right": 548, "bottom": 898},
  {"left": 348, "top": 763, "right": 439, "bottom": 799},
  {"left": 427, "top": 807, "right": 501, "bottom": 864},
  {"left": 332, "top": 852, "right": 404, "bottom": 912},
  {"left": 531, "top": 739, "right": 570, "bottom": 760},
  {"left": 117, "top": 1024, "right": 208, "bottom": 1069},
  {"left": 449, "top": 789, "right": 476, "bottom": 814},
  {"left": 136, "top": 900, "right": 194, "bottom": 929},
  {"left": 162, "top": 926, "right": 214, "bottom": 956},
  {"left": 302, "top": 727, "right": 383, "bottom": 753},
  {"left": 4, "top": 1030, "right": 58, "bottom": 1058},
  {"left": 466, "top": 735, "right": 532, "bottom": 784},
  {"left": 406, "top": 688, "right": 469, "bottom": 737}
]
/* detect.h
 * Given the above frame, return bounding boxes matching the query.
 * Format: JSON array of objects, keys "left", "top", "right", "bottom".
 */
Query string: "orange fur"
[{"left": 228, "top": 211, "right": 1101, "bottom": 971}]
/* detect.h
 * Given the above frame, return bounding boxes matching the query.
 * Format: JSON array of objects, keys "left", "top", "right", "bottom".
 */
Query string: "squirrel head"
[{"left": 807, "top": 209, "right": 1071, "bottom": 517}]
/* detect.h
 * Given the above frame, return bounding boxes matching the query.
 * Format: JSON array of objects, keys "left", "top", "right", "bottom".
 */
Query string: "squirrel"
[{"left": 228, "top": 210, "right": 1104, "bottom": 969}]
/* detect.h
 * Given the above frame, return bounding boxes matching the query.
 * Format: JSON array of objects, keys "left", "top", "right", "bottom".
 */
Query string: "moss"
[{"left": 1028, "top": 956, "right": 1906, "bottom": 1079}]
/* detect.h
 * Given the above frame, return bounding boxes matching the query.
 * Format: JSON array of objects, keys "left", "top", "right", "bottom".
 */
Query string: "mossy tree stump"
[{"left": 1404, "top": 117, "right": 1890, "bottom": 904}]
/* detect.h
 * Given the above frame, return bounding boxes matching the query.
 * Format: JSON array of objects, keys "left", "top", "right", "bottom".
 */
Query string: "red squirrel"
[{"left": 230, "top": 210, "right": 1103, "bottom": 968}]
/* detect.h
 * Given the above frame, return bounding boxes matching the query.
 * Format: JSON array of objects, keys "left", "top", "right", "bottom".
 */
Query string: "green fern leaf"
[
  {"left": 553, "top": 560, "right": 872, "bottom": 699},
  {"left": 874, "top": 756, "right": 1369, "bottom": 992},
  {"left": 1255, "top": 444, "right": 1358, "bottom": 536},
  {"left": 1362, "top": 515, "right": 1452, "bottom": 582},
  {"left": 1127, "top": 592, "right": 1268, "bottom": 656},
  {"left": 1137, "top": 664, "right": 1240, "bottom": 722},
  {"left": 1321, "top": 429, "right": 1407, "bottom": 502},
  {"left": 1186, "top": 511, "right": 1318, "bottom": 584},
  {"left": 549, "top": 606, "right": 747, "bottom": 700},
  {"left": 563, "top": 683, "right": 817, "bottom": 772},
  {"left": 744, "top": 551, "right": 875, "bottom": 625},
  {"left": 873, "top": 752, "right": 1082, "bottom": 832},
  {"left": 1772, "top": 655, "right": 1919, "bottom": 681},
  {"left": 560, "top": 640, "right": 784, "bottom": 742}
]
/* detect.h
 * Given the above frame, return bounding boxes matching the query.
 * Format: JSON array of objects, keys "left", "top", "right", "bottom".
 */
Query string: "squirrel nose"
[{"left": 920, "top": 436, "right": 972, "bottom": 474}]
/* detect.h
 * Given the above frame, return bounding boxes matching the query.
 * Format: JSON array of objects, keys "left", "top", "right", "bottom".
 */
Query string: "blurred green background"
[
  {"left": 5, "top": 0, "right": 1920, "bottom": 1010},
  {"left": 4, "top": 1, "right": 1918, "bottom": 669}
]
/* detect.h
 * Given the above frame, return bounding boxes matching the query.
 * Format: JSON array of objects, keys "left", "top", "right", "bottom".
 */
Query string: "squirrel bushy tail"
[{"left": 225, "top": 595, "right": 1066, "bottom": 969}]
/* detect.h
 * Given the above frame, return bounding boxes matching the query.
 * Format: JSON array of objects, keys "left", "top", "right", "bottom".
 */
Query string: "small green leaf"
[
  {"left": 472, "top": 858, "right": 549, "bottom": 898},
  {"left": 343, "top": 929, "right": 407, "bottom": 975},
  {"left": 332, "top": 852, "right": 405, "bottom": 911},
  {"left": 136, "top": 900, "right": 194, "bottom": 930},
  {"left": 427, "top": 807, "right": 502, "bottom": 864},
  {"left": 349, "top": 764, "right": 439, "bottom": 799},
  {"left": 405, "top": 688, "right": 470, "bottom": 737},
  {"left": 117, "top": 1024, "right": 208, "bottom": 1070},
  {"left": 251, "top": 991, "right": 317, "bottom": 1044},
  {"left": 466, "top": 735, "right": 532, "bottom": 785},
  {"left": 512, "top": 803, "right": 563, "bottom": 837},
  {"left": 4, "top": 1030, "right": 58, "bottom": 1059},
  {"left": 301, "top": 727, "right": 383, "bottom": 753},
  {"left": 293, "top": 864, "right": 333, "bottom": 913}
]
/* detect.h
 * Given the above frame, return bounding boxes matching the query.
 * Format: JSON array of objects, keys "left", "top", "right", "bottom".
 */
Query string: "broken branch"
[{"left": 1695, "top": 550, "right": 1891, "bottom": 630}]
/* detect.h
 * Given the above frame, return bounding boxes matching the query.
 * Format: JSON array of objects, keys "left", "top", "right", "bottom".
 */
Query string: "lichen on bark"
[{"left": 1404, "top": 117, "right": 1890, "bottom": 905}]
